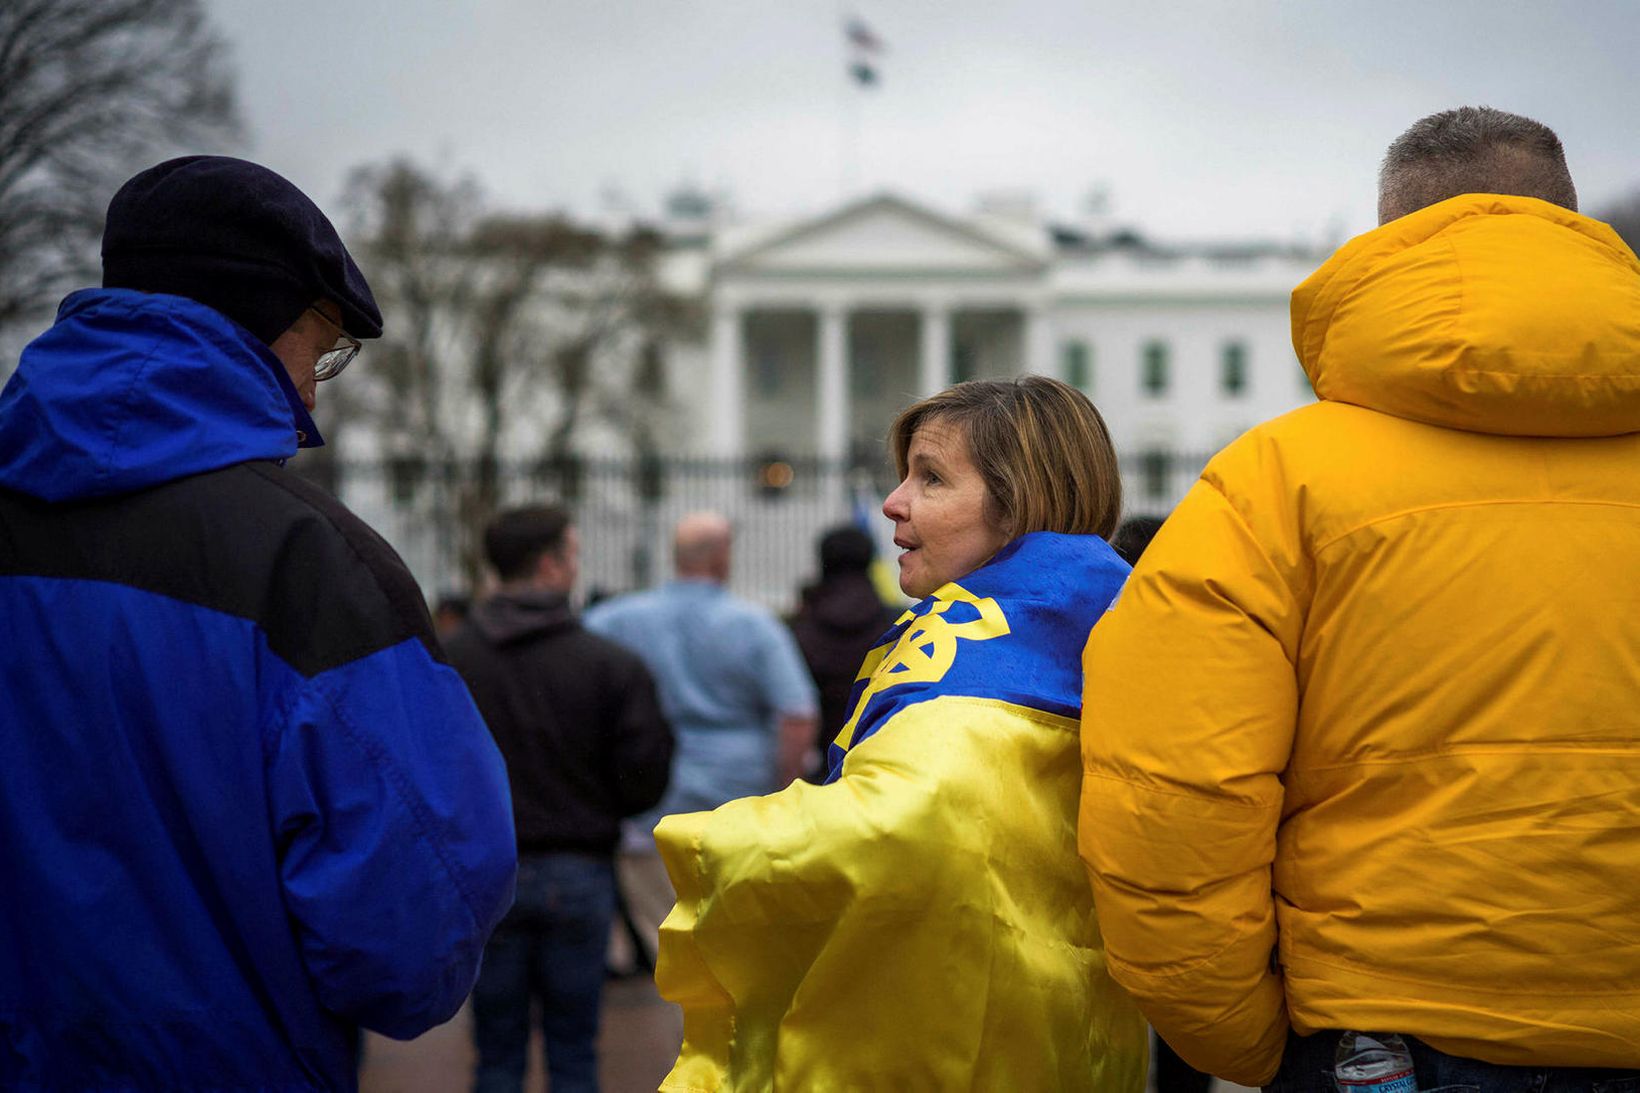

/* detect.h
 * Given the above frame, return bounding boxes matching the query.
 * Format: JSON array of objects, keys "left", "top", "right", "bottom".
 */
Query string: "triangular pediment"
[{"left": 718, "top": 193, "right": 1047, "bottom": 276}]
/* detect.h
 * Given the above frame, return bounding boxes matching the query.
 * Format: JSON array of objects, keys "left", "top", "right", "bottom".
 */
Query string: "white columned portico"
[
  {"left": 708, "top": 304, "right": 745, "bottom": 457},
  {"left": 816, "top": 304, "right": 849, "bottom": 462},
  {"left": 918, "top": 305, "right": 951, "bottom": 396}
]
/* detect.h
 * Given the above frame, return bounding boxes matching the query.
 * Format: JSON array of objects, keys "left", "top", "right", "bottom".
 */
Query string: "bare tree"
[
  {"left": 0, "top": 0, "right": 239, "bottom": 339},
  {"left": 336, "top": 158, "right": 691, "bottom": 588}
]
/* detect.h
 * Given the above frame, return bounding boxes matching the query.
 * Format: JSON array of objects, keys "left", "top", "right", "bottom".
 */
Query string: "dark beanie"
[
  {"left": 819, "top": 525, "right": 876, "bottom": 579},
  {"left": 102, "top": 155, "right": 382, "bottom": 346}
]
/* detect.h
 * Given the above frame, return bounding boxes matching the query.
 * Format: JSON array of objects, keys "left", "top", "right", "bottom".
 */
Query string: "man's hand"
[{"left": 777, "top": 713, "right": 819, "bottom": 787}]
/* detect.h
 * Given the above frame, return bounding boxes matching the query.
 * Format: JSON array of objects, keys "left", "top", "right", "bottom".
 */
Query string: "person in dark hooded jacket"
[
  {"left": 789, "top": 525, "right": 900, "bottom": 776},
  {"left": 443, "top": 504, "right": 674, "bottom": 1093}
]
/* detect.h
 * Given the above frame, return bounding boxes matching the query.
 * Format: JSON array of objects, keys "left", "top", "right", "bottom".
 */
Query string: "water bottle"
[{"left": 1333, "top": 1030, "right": 1417, "bottom": 1093}]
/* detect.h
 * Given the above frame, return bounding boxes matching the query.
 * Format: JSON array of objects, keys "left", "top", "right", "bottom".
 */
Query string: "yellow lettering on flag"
[{"left": 833, "top": 582, "right": 1010, "bottom": 753}]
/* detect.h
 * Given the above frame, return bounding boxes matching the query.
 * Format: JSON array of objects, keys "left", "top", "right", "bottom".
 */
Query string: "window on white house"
[
  {"left": 1221, "top": 341, "right": 1248, "bottom": 396},
  {"left": 1140, "top": 449, "right": 1171, "bottom": 499},
  {"left": 1141, "top": 341, "right": 1169, "bottom": 396},
  {"left": 1063, "top": 340, "right": 1092, "bottom": 392}
]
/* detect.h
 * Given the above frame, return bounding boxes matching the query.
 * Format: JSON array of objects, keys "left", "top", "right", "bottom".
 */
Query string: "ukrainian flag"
[{"left": 654, "top": 532, "right": 1148, "bottom": 1092}]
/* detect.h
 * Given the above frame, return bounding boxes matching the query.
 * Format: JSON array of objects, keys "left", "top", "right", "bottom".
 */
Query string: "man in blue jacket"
[{"left": 0, "top": 156, "right": 517, "bottom": 1090}]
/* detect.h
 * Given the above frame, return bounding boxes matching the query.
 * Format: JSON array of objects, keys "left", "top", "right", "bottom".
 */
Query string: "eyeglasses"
[{"left": 306, "top": 306, "right": 362, "bottom": 382}]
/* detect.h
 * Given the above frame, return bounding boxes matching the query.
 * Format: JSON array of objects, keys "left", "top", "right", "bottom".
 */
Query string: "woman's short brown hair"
[{"left": 888, "top": 375, "right": 1123, "bottom": 540}]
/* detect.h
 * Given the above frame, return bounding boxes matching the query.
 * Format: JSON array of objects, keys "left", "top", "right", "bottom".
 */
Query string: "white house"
[
  {"left": 358, "top": 190, "right": 1330, "bottom": 605},
  {"left": 658, "top": 191, "right": 1323, "bottom": 501}
]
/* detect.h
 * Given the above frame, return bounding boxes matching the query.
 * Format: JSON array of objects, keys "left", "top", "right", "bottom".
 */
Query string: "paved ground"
[
  {"left": 360, "top": 973, "right": 1256, "bottom": 1093},
  {"left": 359, "top": 975, "right": 680, "bottom": 1093}
]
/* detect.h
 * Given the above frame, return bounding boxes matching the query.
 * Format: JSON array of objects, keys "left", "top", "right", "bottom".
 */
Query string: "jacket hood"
[
  {"left": 0, "top": 288, "right": 321, "bottom": 502},
  {"left": 1291, "top": 194, "right": 1640, "bottom": 437},
  {"left": 469, "top": 588, "right": 577, "bottom": 646}
]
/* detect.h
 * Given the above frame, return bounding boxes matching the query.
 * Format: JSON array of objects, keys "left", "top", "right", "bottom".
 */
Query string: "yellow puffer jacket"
[{"left": 1080, "top": 194, "right": 1640, "bottom": 1086}]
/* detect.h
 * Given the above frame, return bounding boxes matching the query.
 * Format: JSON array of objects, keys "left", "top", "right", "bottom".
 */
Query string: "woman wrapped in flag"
[{"left": 655, "top": 376, "right": 1147, "bottom": 1091}]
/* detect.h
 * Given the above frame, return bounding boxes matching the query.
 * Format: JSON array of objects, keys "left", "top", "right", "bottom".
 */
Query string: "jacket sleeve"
[
  {"left": 1079, "top": 475, "right": 1304, "bottom": 1086},
  {"left": 267, "top": 638, "right": 517, "bottom": 1040},
  {"left": 607, "top": 651, "right": 675, "bottom": 817}
]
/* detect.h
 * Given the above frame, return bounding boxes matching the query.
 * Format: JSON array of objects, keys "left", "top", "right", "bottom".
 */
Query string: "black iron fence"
[{"left": 296, "top": 451, "right": 1217, "bottom": 612}]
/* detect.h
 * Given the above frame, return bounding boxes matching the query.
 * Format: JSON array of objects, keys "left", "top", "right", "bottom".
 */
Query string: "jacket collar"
[{"left": 0, "top": 289, "right": 323, "bottom": 501}]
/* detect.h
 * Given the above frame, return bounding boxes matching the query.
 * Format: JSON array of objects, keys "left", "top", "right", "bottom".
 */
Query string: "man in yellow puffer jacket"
[{"left": 1080, "top": 106, "right": 1640, "bottom": 1089}]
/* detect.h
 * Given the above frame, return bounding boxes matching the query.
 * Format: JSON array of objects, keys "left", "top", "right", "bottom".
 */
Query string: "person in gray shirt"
[{"left": 585, "top": 511, "right": 817, "bottom": 959}]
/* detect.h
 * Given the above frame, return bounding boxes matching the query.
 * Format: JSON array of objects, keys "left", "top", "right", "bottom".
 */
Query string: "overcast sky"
[{"left": 207, "top": 0, "right": 1640, "bottom": 245}]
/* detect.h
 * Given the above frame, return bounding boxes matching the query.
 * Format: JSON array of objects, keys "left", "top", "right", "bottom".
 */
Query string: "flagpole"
[
  {"left": 839, "top": 3, "right": 859, "bottom": 200},
  {"left": 839, "top": 10, "right": 883, "bottom": 201},
  {"left": 841, "top": 63, "right": 861, "bottom": 200}
]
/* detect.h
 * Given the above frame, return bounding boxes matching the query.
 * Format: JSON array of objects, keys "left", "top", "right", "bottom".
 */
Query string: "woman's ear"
[{"left": 985, "top": 495, "right": 1015, "bottom": 541}]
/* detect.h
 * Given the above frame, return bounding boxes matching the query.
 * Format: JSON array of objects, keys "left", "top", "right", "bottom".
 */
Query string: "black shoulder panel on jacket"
[{"left": 0, "top": 461, "right": 439, "bottom": 677}]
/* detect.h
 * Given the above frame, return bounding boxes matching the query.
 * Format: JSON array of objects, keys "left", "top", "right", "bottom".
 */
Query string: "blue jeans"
[
  {"left": 1266, "top": 1029, "right": 1640, "bottom": 1093},
  {"left": 471, "top": 853, "right": 616, "bottom": 1093}
]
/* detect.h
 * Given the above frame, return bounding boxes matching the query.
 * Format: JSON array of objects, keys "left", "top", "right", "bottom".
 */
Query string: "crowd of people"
[{"left": 2, "top": 103, "right": 1639, "bottom": 1093}]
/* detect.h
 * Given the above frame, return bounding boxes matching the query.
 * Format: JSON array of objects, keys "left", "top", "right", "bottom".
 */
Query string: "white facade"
[
  {"left": 660, "top": 192, "right": 1323, "bottom": 476},
  {"left": 344, "top": 191, "right": 1331, "bottom": 604}
]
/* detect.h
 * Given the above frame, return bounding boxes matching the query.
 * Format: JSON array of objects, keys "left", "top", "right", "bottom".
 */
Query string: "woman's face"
[{"left": 882, "top": 418, "right": 1011, "bottom": 599}]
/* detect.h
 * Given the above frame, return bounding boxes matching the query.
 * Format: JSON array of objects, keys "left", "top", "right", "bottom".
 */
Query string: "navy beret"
[{"left": 101, "top": 155, "right": 382, "bottom": 344}]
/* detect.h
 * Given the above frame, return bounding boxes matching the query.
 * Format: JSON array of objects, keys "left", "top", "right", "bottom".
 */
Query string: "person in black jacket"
[
  {"left": 444, "top": 504, "right": 674, "bottom": 1093},
  {"left": 789, "top": 525, "right": 901, "bottom": 779}
]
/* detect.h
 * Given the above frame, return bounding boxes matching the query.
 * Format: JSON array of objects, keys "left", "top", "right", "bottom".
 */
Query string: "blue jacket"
[{"left": 0, "top": 290, "right": 517, "bottom": 1091}]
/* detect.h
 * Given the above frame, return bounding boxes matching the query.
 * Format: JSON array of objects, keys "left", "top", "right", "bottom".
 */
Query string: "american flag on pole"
[
  {"left": 846, "top": 17, "right": 884, "bottom": 52},
  {"left": 845, "top": 15, "right": 885, "bottom": 86}
]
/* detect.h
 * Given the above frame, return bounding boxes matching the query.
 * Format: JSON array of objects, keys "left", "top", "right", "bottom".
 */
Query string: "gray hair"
[{"left": 1378, "top": 106, "right": 1577, "bottom": 224}]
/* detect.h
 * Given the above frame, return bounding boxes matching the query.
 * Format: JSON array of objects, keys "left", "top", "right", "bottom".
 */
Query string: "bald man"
[
  {"left": 585, "top": 512, "right": 817, "bottom": 956},
  {"left": 671, "top": 511, "right": 733, "bottom": 582}
]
